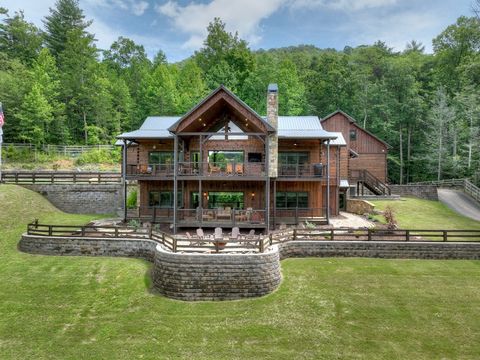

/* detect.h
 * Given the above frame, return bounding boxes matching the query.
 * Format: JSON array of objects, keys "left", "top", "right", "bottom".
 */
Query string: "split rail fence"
[{"left": 1, "top": 171, "right": 121, "bottom": 184}]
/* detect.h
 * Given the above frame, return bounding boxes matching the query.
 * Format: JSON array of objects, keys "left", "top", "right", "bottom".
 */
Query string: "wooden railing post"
[
  {"left": 148, "top": 226, "right": 153, "bottom": 239},
  {"left": 443, "top": 231, "right": 448, "bottom": 242},
  {"left": 330, "top": 229, "right": 334, "bottom": 241},
  {"left": 114, "top": 227, "right": 118, "bottom": 238},
  {"left": 269, "top": 233, "right": 273, "bottom": 246},
  {"left": 406, "top": 230, "right": 410, "bottom": 241},
  {"left": 173, "top": 236, "right": 177, "bottom": 252},
  {"left": 162, "top": 233, "right": 165, "bottom": 245},
  {"left": 293, "top": 228, "right": 297, "bottom": 240},
  {"left": 81, "top": 226, "right": 85, "bottom": 236},
  {"left": 259, "top": 237, "right": 264, "bottom": 253},
  {"left": 48, "top": 225, "right": 52, "bottom": 236},
  {"left": 367, "top": 228, "right": 371, "bottom": 241}
]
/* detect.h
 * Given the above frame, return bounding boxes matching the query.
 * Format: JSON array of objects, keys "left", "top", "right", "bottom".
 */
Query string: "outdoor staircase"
[{"left": 350, "top": 169, "right": 391, "bottom": 196}]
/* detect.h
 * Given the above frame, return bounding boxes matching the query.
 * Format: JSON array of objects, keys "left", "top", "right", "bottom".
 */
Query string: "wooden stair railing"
[{"left": 350, "top": 169, "right": 391, "bottom": 196}]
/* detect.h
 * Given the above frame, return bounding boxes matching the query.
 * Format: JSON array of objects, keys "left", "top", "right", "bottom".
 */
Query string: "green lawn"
[
  {"left": 1, "top": 185, "right": 480, "bottom": 359},
  {"left": 371, "top": 197, "right": 480, "bottom": 230}
]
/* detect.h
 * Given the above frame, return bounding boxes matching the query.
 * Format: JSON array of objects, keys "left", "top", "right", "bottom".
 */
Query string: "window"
[
  {"left": 149, "top": 151, "right": 173, "bottom": 165},
  {"left": 349, "top": 129, "right": 357, "bottom": 141},
  {"left": 148, "top": 191, "right": 182, "bottom": 207},
  {"left": 275, "top": 192, "right": 309, "bottom": 208},
  {"left": 208, "top": 192, "right": 244, "bottom": 209},
  {"left": 279, "top": 152, "right": 309, "bottom": 165}
]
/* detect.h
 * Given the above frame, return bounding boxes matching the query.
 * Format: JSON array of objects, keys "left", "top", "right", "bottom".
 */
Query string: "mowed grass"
[
  {"left": 371, "top": 197, "right": 480, "bottom": 230},
  {"left": 1, "top": 185, "right": 480, "bottom": 359}
]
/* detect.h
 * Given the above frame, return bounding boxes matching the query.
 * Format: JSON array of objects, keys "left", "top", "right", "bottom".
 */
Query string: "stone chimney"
[{"left": 267, "top": 83, "right": 278, "bottom": 177}]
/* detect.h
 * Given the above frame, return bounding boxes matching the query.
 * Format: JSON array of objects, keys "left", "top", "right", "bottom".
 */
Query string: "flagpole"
[{"left": 0, "top": 102, "right": 3, "bottom": 184}]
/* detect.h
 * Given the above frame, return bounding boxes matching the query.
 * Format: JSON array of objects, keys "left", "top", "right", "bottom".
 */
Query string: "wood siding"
[{"left": 322, "top": 112, "right": 388, "bottom": 182}]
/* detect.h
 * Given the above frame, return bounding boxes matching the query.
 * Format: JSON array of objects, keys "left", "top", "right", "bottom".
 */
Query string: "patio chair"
[
  {"left": 226, "top": 163, "right": 233, "bottom": 175},
  {"left": 241, "top": 229, "right": 256, "bottom": 248},
  {"left": 214, "top": 227, "right": 223, "bottom": 240},
  {"left": 186, "top": 232, "right": 198, "bottom": 246},
  {"left": 230, "top": 226, "right": 240, "bottom": 241},
  {"left": 235, "top": 163, "right": 244, "bottom": 175}
]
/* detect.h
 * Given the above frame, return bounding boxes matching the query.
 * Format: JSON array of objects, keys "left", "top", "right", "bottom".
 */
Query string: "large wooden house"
[{"left": 118, "top": 84, "right": 388, "bottom": 233}]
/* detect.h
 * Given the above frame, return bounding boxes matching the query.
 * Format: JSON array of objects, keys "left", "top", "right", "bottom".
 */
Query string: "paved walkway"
[
  {"left": 438, "top": 189, "right": 480, "bottom": 221},
  {"left": 329, "top": 212, "right": 375, "bottom": 228}
]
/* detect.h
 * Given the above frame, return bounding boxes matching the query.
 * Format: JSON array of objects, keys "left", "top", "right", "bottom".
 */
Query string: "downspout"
[
  {"left": 122, "top": 139, "right": 128, "bottom": 223},
  {"left": 173, "top": 135, "right": 178, "bottom": 234}
]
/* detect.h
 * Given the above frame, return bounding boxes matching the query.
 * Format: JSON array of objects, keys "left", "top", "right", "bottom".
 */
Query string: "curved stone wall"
[{"left": 152, "top": 245, "right": 281, "bottom": 301}]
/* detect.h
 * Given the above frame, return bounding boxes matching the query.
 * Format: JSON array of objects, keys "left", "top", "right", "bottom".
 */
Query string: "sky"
[{"left": 1, "top": 0, "right": 475, "bottom": 62}]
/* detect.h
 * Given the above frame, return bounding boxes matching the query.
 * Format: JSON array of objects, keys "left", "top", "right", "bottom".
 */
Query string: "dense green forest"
[{"left": 0, "top": 0, "right": 479, "bottom": 183}]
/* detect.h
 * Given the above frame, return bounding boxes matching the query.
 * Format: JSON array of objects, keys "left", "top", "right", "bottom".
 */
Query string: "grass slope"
[
  {"left": 1, "top": 185, "right": 480, "bottom": 359},
  {"left": 371, "top": 197, "right": 480, "bottom": 229}
]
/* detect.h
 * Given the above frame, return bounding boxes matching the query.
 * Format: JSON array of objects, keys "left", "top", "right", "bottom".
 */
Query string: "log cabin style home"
[{"left": 117, "top": 84, "right": 388, "bottom": 233}]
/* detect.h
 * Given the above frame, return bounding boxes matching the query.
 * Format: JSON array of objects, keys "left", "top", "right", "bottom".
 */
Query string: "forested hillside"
[{"left": 0, "top": 0, "right": 479, "bottom": 183}]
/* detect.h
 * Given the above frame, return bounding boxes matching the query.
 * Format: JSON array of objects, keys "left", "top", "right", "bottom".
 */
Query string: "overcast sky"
[{"left": 2, "top": 0, "right": 475, "bottom": 62}]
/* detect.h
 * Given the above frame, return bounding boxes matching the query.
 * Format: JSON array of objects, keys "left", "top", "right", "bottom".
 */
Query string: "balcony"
[
  {"left": 177, "top": 162, "right": 266, "bottom": 179},
  {"left": 277, "top": 163, "right": 326, "bottom": 179}
]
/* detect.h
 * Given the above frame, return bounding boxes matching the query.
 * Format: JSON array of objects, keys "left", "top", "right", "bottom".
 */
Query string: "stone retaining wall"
[
  {"left": 22, "top": 184, "right": 123, "bottom": 214},
  {"left": 389, "top": 185, "right": 438, "bottom": 201},
  {"left": 19, "top": 234, "right": 155, "bottom": 261},
  {"left": 19, "top": 234, "right": 480, "bottom": 301},
  {"left": 279, "top": 241, "right": 480, "bottom": 260}
]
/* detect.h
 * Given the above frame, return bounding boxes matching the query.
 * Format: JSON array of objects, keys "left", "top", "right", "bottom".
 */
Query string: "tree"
[
  {"left": 195, "top": 18, "right": 255, "bottom": 92},
  {"left": 43, "top": 0, "right": 93, "bottom": 58},
  {"left": 17, "top": 84, "right": 54, "bottom": 146},
  {"left": 425, "top": 88, "right": 456, "bottom": 181},
  {"left": 0, "top": 10, "right": 42, "bottom": 65},
  {"left": 59, "top": 28, "right": 98, "bottom": 143},
  {"left": 31, "top": 48, "right": 68, "bottom": 143},
  {"left": 176, "top": 59, "right": 207, "bottom": 113},
  {"left": 103, "top": 36, "right": 149, "bottom": 73}
]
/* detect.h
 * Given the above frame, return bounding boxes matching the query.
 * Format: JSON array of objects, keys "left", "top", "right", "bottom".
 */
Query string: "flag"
[{"left": 0, "top": 103, "right": 4, "bottom": 128}]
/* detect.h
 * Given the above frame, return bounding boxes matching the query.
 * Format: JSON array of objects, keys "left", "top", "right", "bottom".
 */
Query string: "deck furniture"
[
  {"left": 235, "top": 163, "right": 244, "bottom": 175},
  {"left": 230, "top": 227, "right": 240, "bottom": 241},
  {"left": 226, "top": 163, "right": 233, "bottom": 175}
]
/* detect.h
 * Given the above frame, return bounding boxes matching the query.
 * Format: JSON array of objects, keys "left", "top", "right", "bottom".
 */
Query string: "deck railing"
[
  {"left": 126, "top": 163, "right": 174, "bottom": 177},
  {"left": 177, "top": 161, "right": 266, "bottom": 177},
  {"left": 1, "top": 171, "right": 121, "bottom": 184},
  {"left": 277, "top": 163, "right": 326, "bottom": 178}
]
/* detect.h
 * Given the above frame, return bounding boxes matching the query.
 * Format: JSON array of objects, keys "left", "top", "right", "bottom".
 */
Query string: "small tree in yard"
[{"left": 383, "top": 206, "right": 398, "bottom": 230}]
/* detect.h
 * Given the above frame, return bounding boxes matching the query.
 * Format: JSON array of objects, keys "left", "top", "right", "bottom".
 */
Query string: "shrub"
[
  {"left": 128, "top": 219, "right": 140, "bottom": 230},
  {"left": 383, "top": 206, "right": 398, "bottom": 230},
  {"left": 75, "top": 149, "right": 120, "bottom": 165},
  {"left": 304, "top": 220, "right": 316, "bottom": 229},
  {"left": 127, "top": 190, "right": 137, "bottom": 209}
]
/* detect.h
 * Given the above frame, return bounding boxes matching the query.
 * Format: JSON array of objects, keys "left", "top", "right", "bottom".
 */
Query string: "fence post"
[
  {"left": 215, "top": 240, "right": 219, "bottom": 253},
  {"left": 162, "top": 233, "right": 165, "bottom": 245},
  {"left": 259, "top": 238, "right": 264, "bottom": 253},
  {"left": 173, "top": 236, "right": 177, "bottom": 252},
  {"left": 32, "top": 173, "right": 36, "bottom": 184},
  {"left": 73, "top": 173, "right": 76, "bottom": 183},
  {"left": 148, "top": 226, "right": 153, "bottom": 239},
  {"left": 114, "top": 227, "right": 118, "bottom": 238},
  {"left": 443, "top": 231, "right": 447, "bottom": 242},
  {"left": 48, "top": 225, "right": 52, "bottom": 236},
  {"left": 367, "top": 228, "right": 371, "bottom": 241},
  {"left": 269, "top": 233, "right": 273, "bottom": 246},
  {"left": 406, "top": 230, "right": 410, "bottom": 242},
  {"left": 293, "top": 228, "right": 297, "bottom": 240},
  {"left": 295, "top": 208, "right": 298, "bottom": 225},
  {"left": 330, "top": 229, "right": 334, "bottom": 241},
  {"left": 81, "top": 226, "right": 85, "bottom": 236}
]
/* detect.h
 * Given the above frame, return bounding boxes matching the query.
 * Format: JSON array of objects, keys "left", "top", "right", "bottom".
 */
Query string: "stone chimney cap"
[{"left": 268, "top": 83, "right": 278, "bottom": 93}]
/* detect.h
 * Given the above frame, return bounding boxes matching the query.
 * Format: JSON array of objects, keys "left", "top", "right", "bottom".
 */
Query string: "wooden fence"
[
  {"left": 2, "top": 171, "right": 121, "bottom": 184},
  {"left": 26, "top": 222, "right": 271, "bottom": 254},
  {"left": 26, "top": 222, "right": 480, "bottom": 254}
]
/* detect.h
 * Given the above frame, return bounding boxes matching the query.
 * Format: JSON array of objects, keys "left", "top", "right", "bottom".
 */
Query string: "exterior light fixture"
[{"left": 251, "top": 192, "right": 255, "bottom": 197}]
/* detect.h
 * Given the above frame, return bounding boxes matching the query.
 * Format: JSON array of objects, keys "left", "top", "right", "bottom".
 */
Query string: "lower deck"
[{"left": 128, "top": 179, "right": 337, "bottom": 230}]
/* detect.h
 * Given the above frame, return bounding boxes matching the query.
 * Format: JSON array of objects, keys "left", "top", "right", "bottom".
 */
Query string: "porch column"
[
  {"left": 173, "top": 135, "right": 178, "bottom": 233},
  {"left": 122, "top": 139, "right": 127, "bottom": 223},
  {"left": 265, "top": 134, "right": 270, "bottom": 232},
  {"left": 326, "top": 139, "right": 331, "bottom": 223}
]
